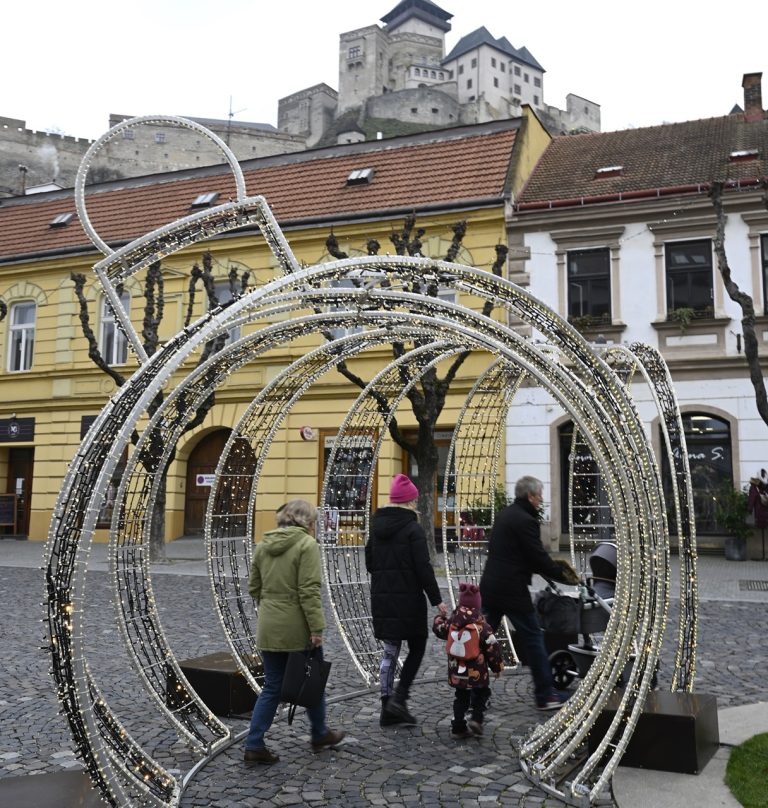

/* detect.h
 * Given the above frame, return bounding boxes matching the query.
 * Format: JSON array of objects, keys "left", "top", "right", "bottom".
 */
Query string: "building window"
[
  {"left": 500, "top": 63, "right": 506, "bottom": 72},
  {"left": 431, "top": 70, "right": 436, "bottom": 78},
  {"left": 7, "top": 301, "right": 35, "bottom": 371},
  {"left": 467, "top": 79, "right": 472, "bottom": 89},
  {"left": 411, "top": 107, "right": 418, "bottom": 114},
  {"left": 761, "top": 234, "right": 768, "bottom": 312},
  {"left": 665, "top": 239, "right": 714, "bottom": 316},
  {"left": 415, "top": 67, "right": 420, "bottom": 76},
  {"left": 558, "top": 421, "right": 611, "bottom": 542},
  {"left": 122, "top": 129, "right": 135, "bottom": 140},
  {"left": 438, "top": 72, "right": 444, "bottom": 79},
  {"left": 661, "top": 413, "right": 732, "bottom": 536},
  {"left": 212, "top": 281, "right": 241, "bottom": 344},
  {"left": 533, "top": 95, "right": 540, "bottom": 105},
  {"left": 458, "top": 64, "right": 464, "bottom": 75},
  {"left": 514, "top": 84, "right": 521, "bottom": 95},
  {"left": 100, "top": 292, "right": 130, "bottom": 366},
  {"left": 493, "top": 77, "right": 499, "bottom": 88},
  {"left": 471, "top": 57, "right": 477, "bottom": 68},
  {"left": 348, "top": 46, "right": 360, "bottom": 58},
  {"left": 524, "top": 73, "right": 530, "bottom": 83},
  {"left": 567, "top": 248, "right": 611, "bottom": 323},
  {"left": 327, "top": 279, "right": 363, "bottom": 340},
  {"left": 534, "top": 77, "right": 541, "bottom": 88},
  {"left": 514, "top": 65, "right": 521, "bottom": 76},
  {"left": 491, "top": 57, "right": 497, "bottom": 68},
  {"left": 154, "top": 132, "right": 166, "bottom": 143}
]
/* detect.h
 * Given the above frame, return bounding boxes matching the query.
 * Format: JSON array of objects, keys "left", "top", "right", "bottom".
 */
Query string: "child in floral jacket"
[{"left": 432, "top": 582, "right": 504, "bottom": 738}]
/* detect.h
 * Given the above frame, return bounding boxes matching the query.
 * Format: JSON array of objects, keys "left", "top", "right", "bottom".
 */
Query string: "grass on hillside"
[{"left": 725, "top": 733, "right": 768, "bottom": 807}]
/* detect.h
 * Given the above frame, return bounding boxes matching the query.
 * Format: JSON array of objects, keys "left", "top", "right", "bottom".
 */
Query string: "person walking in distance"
[
  {"left": 479, "top": 476, "right": 579, "bottom": 710},
  {"left": 366, "top": 474, "right": 448, "bottom": 726}
]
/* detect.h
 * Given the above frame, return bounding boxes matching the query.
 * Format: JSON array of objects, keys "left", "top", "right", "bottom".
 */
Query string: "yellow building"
[{"left": 0, "top": 110, "right": 550, "bottom": 543}]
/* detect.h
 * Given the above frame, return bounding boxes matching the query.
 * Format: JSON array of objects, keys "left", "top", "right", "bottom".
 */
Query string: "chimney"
[{"left": 742, "top": 72, "right": 764, "bottom": 121}]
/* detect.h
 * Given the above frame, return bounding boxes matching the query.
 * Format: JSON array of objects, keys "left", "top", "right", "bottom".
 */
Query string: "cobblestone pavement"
[{"left": 1, "top": 544, "right": 767, "bottom": 807}]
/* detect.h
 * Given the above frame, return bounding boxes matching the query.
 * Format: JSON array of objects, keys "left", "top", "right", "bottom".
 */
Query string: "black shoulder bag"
[{"left": 280, "top": 647, "right": 332, "bottom": 725}]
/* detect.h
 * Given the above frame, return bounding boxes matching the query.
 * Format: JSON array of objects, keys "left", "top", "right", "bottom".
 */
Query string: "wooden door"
[{"left": 7, "top": 448, "right": 34, "bottom": 537}]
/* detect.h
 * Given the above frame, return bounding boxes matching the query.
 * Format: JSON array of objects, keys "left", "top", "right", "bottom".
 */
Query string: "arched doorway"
[{"left": 184, "top": 430, "right": 256, "bottom": 535}]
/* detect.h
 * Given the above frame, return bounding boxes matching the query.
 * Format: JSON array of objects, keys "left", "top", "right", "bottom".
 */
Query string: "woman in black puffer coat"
[{"left": 365, "top": 474, "right": 447, "bottom": 727}]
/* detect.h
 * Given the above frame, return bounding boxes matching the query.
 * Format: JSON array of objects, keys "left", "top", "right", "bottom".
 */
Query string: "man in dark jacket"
[
  {"left": 480, "top": 475, "right": 578, "bottom": 710},
  {"left": 366, "top": 474, "right": 447, "bottom": 726}
]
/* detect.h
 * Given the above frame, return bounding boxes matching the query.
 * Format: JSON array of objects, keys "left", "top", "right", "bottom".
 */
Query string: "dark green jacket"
[{"left": 249, "top": 525, "right": 326, "bottom": 651}]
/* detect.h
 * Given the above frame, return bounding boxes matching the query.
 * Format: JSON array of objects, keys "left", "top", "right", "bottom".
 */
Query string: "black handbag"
[
  {"left": 280, "top": 648, "right": 331, "bottom": 725},
  {"left": 535, "top": 587, "right": 580, "bottom": 635}
]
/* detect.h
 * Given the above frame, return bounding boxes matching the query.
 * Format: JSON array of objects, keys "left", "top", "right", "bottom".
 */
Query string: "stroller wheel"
[{"left": 550, "top": 649, "right": 577, "bottom": 689}]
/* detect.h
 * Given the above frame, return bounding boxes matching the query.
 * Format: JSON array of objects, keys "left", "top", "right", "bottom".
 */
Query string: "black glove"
[{"left": 553, "top": 558, "right": 580, "bottom": 585}]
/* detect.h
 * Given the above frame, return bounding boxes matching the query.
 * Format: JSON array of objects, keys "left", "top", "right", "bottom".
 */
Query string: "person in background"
[
  {"left": 366, "top": 473, "right": 448, "bottom": 726},
  {"left": 479, "top": 476, "right": 579, "bottom": 711},
  {"left": 244, "top": 499, "right": 344, "bottom": 764},
  {"left": 432, "top": 582, "right": 503, "bottom": 739}
]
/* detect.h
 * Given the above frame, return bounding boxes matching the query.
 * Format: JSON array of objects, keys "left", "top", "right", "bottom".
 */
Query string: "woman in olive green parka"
[{"left": 243, "top": 500, "right": 344, "bottom": 764}]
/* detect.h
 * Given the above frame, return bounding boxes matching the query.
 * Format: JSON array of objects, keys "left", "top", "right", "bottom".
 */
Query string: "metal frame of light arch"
[{"left": 44, "top": 116, "right": 696, "bottom": 808}]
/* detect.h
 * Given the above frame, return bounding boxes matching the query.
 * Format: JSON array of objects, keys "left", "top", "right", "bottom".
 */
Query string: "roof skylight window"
[
  {"left": 49, "top": 212, "right": 74, "bottom": 228},
  {"left": 346, "top": 168, "right": 375, "bottom": 186},
  {"left": 190, "top": 191, "right": 219, "bottom": 208},
  {"left": 729, "top": 149, "right": 758, "bottom": 161},
  {"left": 595, "top": 165, "right": 623, "bottom": 178}
]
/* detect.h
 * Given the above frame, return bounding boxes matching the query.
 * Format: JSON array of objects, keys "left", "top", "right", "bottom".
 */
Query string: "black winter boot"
[
  {"left": 380, "top": 696, "right": 404, "bottom": 727},
  {"left": 384, "top": 691, "right": 417, "bottom": 725}
]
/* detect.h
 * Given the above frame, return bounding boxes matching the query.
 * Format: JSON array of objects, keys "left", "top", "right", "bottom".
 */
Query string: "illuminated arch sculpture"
[{"left": 45, "top": 117, "right": 697, "bottom": 807}]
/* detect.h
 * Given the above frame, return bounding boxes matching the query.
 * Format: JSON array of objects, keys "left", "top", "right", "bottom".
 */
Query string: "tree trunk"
[
  {"left": 413, "top": 425, "right": 440, "bottom": 563},
  {"left": 149, "top": 475, "right": 167, "bottom": 562}
]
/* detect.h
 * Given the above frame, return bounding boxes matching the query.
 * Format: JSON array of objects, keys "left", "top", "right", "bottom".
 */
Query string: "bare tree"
[
  {"left": 71, "top": 251, "right": 251, "bottom": 560},
  {"left": 323, "top": 215, "right": 508, "bottom": 559},
  {"left": 710, "top": 181, "right": 768, "bottom": 426},
  {"left": 0, "top": 300, "right": 6, "bottom": 322}
]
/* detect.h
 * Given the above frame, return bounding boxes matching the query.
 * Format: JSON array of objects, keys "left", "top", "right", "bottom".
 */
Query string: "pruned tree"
[
  {"left": 710, "top": 180, "right": 768, "bottom": 426},
  {"left": 0, "top": 300, "right": 7, "bottom": 322},
  {"left": 323, "top": 215, "right": 507, "bottom": 560},
  {"left": 71, "top": 250, "right": 251, "bottom": 560}
]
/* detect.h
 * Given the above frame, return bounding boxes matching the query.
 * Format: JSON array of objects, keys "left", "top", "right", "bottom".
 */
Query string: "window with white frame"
[
  {"left": 327, "top": 279, "right": 364, "bottom": 340},
  {"left": 761, "top": 233, "right": 768, "bottom": 312},
  {"left": 567, "top": 248, "right": 611, "bottom": 324},
  {"left": 7, "top": 301, "right": 35, "bottom": 371},
  {"left": 665, "top": 239, "right": 714, "bottom": 316},
  {"left": 211, "top": 280, "right": 241, "bottom": 344},
  {"left": 100, "top": 292, "right": 130, "bottom": 366}
]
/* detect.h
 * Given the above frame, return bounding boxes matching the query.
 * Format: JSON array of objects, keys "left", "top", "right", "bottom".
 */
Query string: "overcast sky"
[{"left": 4, "top": 0, "right": 764, "bottom": 141}]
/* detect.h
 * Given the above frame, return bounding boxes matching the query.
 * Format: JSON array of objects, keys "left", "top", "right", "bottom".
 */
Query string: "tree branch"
[{"left": 710, "top": 181, "right": 768, "bottom": 426}]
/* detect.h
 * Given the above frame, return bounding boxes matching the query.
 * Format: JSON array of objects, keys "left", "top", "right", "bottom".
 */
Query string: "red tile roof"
[
  {"left": 517, "top": 113, "right": 768, "bottom": 209},
  {"left": 0, "top": 122, "right": 519, "bottom": 264}
]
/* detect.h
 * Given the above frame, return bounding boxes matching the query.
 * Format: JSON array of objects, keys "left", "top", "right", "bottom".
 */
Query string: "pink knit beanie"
[
  {"left": 390, "top": 473, "right": 419, "bottom": 503},
  {"left": 458, "top": 582, "right": 481, "bottom": 611}
]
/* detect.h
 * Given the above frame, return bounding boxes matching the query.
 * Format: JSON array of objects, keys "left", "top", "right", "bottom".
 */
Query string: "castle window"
[
  {"left": 411, "top": 107, "right": 418, "bottom": 114},
  {"left": 491, "top": 57, "right": 497, "bottom": 68},
  {"left": 348, "top": 46, "right": 360, "bottom": 59},
  {"left": 534, "top": 77, "right": 542, "bottom": 88},
  {"left": 438, "top": 72, "right": 444, "bottom": 79},
  {"left": 514, "top": 84, "right": 521, "bottom": 95},
  {"left": 467, "top": 79, "right": 472, "bottom": 89},
  {"left": 471, "top": 57, "right": 477, "bottom": 68},
  {"left": 493, "top": 78, "right": 499, "bottom": 88},
  {"left": 524, "top": 73, "right": 530, "bottom": 83},
  {"left": 431, "top": 108, "right": 439, "bottom": 114},
  {"left": 458, "top": 64, "right": 464, "bottom": 75},
  {"left": 430, "top": 70, "right": 436, "bottom": 78},
  {"left": 514, "top": 65, "right": 521, "bottom": 76},
  {"left": 500, "top": 63, "right": 506, "bottom": 72},
  {"left": 533, "top": 95, "right": 539, "bottom": 105},
  {"left": 155, "top": 132, "right": 166, "bottom": 143},
  {"left": 122, "top": 129, "right": 134, "bottom": 140},
  {"left": 415, "top": 67, "right": 420, "bottom": 76}
]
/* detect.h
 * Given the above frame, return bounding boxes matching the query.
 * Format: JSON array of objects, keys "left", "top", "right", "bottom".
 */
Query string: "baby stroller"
[{"left": 535, "top": 542, "right": 635, "bottom": 689}]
